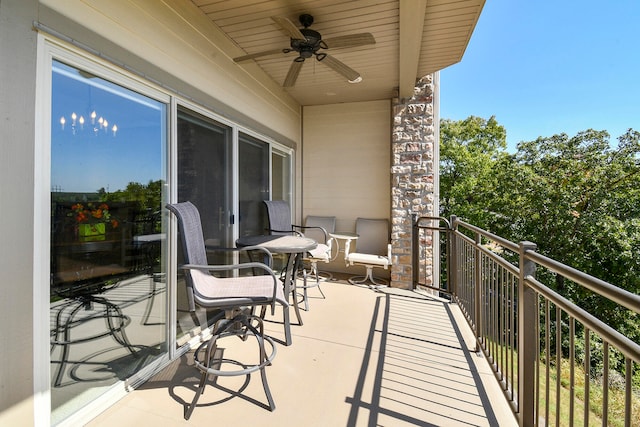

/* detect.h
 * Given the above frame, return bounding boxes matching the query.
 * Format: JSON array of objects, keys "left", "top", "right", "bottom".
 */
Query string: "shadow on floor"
[{"left": 346, "top": 290, "right": 500, "bottom": 426}]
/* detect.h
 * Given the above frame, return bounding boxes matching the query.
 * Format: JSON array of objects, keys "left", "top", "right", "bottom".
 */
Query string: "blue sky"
[
  {"left": 51, "top": 61, "right": 165, "bottom": 193},
  {"left": 439, "top": 0, "right": 640, "bottom": 151}
]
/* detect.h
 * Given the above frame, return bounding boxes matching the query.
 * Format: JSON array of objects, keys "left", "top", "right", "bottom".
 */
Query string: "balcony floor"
[{"left": 87, "top": 273, "right": 517, "bottom": 426}]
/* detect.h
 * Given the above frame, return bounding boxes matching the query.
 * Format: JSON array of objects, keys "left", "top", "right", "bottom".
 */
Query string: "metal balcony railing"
[{"left": 412, "top": 215, "right": 640, "bottom": 427}]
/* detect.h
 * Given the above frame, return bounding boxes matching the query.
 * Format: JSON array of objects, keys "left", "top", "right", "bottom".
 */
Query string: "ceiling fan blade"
[
  {"left": 283, "top": 60, "right": 304, "bottom": 87},
  {"left": 320, "top": 55, "right": 361, "bottom": 82},
  {"left": 322, "top": 33, "right": 376, "bottom": 49},
  {"left": 271, "top": 16, "right": 306, "bottom": 40},
  {"left": 233, "top": 48, "right": 286, "bottom": 62}
]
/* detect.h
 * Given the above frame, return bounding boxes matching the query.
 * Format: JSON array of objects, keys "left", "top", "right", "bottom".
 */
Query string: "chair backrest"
[
  {"left": 166, "top": 201, "right": 208, "bottom": 312},
  {"left": 354, "top": 218, "right": 389, "bottom": 256},
  {"left": 263, "top": 200, "right": 293, "bottom": 235},
  {"left": 304, "top": 216, "right": 336, "bottom": 244}
]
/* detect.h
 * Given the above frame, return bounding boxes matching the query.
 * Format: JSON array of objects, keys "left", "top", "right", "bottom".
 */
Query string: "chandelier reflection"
[{"left": 59, "top": 110, "right": 118, "bottom": 137}]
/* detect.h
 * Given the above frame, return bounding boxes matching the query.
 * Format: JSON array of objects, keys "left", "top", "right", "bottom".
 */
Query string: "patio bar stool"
[{"left": 167, "top": 201, "right": 286, "bottom": 419}]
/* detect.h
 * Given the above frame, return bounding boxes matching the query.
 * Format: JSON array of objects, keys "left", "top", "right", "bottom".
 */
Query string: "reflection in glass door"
[
  {"left": 176, "top": 108, "right": 232, "bottom": 340},
  {"left": 238, "top": 133, "right": 270, "bottom": 237},
  {"left": 49, "top": 60, "right": 167, "bottom": 424}
]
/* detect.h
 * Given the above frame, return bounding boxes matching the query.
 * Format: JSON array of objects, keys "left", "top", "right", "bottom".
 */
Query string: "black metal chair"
[
  {"left": 167, "top": 201, "right": 287, "bottom": 419},
  {"left": 263, "top": 201, "right": 333, "bottom": 310}
]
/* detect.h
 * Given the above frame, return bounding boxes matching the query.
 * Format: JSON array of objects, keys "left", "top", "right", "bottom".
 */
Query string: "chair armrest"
[
  {"left": 181, "top": 262, "right": 275, "bottom": 275},
  {"left": 386, "top": 243, "right": 392, "bottom": 261},
  {"left": 293, "top": 225, "right": 329, "bottom": 242},
  {"left": 265, "top": 227, "right": 303, "bottom": 237}
]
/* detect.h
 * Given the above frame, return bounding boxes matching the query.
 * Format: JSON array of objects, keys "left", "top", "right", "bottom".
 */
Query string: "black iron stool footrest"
[{"left": 184, "top": 313, "right": 277, "bottom": 420}]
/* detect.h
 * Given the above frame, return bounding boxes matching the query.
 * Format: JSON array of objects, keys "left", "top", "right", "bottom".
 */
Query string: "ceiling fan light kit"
[{"left": 233, "top": 14, "right": 375, "bottom": 87}]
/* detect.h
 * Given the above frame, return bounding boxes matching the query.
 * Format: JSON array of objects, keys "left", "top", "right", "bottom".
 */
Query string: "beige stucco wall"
[
  {"left": 0, "top": 0, "right": 39, "bottom": 425},
  {"left": 302, "top": 100, "right": 391, "bottom": 273}
]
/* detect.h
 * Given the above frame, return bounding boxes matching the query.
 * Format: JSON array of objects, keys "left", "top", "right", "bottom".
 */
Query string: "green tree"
[
  {"left": 511, "top": 129, "right": 640, "bottom": 283},
  {"left": 440, "top": 119, "right": 640, "bottom": 382},
  {"left": 510, "top": 129, "right": 640, "bottom": 348},
  {"left": 439, "top": 116, "right": 508, "bottom": 229},
  {"left": 101, "top": 179, "right": 163, "bottom": 212}
]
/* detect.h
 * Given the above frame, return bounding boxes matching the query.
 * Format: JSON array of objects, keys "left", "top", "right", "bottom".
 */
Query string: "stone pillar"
[{"left": 390, "top": 75, "right": 436, "bottom": 289}]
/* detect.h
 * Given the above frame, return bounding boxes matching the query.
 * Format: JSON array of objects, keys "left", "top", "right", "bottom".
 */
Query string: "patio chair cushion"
[
  {"left": 346, "top": 252, "right": 391, "bottom": 267},
  {"left": 189, "top": 269, "right": 287, "bottom": 308}
]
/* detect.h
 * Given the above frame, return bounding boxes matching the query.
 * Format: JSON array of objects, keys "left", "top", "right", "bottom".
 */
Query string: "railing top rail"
[
  {"left": 527, "top": 274, "right": 640, "bottom": 363},
  {"left": 414, "top": 216, "right": 450, "bottom": 230},
  {"left": 449, "top": 217, "right": 640, "bottom": 315},
  {"left": 478, "top": 243, "right": 520, "bottom": 276},
  {"left": 453, "top": 218, "right": 520, "bottom": 253},
  {"left": 525, "top": 249, "right": 640, "bottom": 315}
]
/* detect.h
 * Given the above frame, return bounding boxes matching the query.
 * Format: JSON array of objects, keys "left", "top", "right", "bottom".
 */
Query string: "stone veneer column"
[{"left": 390, "top": 75, "right": 436, "bottom": 289}]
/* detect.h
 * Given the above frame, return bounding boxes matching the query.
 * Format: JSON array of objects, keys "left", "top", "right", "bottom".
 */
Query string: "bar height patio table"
[
  {"left": 329, "top": 231, "right": 358, "bottom": 260},
  {"left": 236, "top": 234, "right": 316, "bottom": 345}
]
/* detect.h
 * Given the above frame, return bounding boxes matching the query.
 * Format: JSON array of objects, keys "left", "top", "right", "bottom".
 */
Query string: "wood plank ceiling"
[{"left": 190, "top": 0, "right": 484, "bottom": 106}]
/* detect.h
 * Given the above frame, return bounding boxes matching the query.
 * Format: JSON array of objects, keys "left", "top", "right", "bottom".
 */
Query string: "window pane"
[
  {"left": 50, "top": 60, "right": 167, "bottom": 424},
  {"left": 239, "top": 133, "right": 269, "bottom": 237},
  {"left": 272, "top": 148, "right": 292, "bottom": 203},
  {"left": 176, "top": 108, "right": 232, "bottom": 341}
]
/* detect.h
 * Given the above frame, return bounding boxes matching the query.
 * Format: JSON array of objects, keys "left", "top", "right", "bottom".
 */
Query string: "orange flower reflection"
[{"left": 68, "top": 202, "right": 118, "bottom": 228}]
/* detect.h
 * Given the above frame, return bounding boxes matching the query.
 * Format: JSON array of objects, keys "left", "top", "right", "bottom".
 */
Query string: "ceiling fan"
[{"left": 233, "top": 14, "right": 375, "bottom": 87}]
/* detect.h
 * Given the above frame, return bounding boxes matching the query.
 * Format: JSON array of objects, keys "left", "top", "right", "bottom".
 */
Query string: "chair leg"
[
  {"left": 185, "top": 320, "right": 224, "bottom": 420},
  {"left": 184, "top": 370, "right": 209, "bottom": 420},
  {"left": 258, "top": 304, "right": 292, "bottom": 347},
  {"left": 185, "top": 313, "right": 277, "bottom": 419},
  {"left": 311, "top": 263, "right": 327, "bottom": 300},
  {"left": 52, "top": 295, "right": 138, "bottom": 387},
  {"left": 282, "top": 305, "right": 292, "bottom": 346},
  {"left": 247, "top": 316, "right": 275, "bottom": 411},
  {"left": 348, "top": 266, "right": 389, "bottom": 288},
  {"left": 141, "top": 277, "right": 156, "bottom": 325},
  {"left": 302, "top": 270, "right": 310, "bottom": 311},
  {"left": 297, "top": 261, "right": 327, "bottom": 312},
  {"left": 185, "top": 335, "right": 222, "bottom": 420},
  {"left": 290, "top": 283, "right": 304, "bottom": 326},
  {"left": 52, "top": 300, "right": 85, "bottom": 387},
  {"left": 317, "top": 282, "right": 326, "bottom": 299},
  {"left": 102, "top": 298, "right": 137, "bottom": 356}
]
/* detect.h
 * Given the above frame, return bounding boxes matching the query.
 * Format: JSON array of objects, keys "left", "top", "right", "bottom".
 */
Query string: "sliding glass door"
[{"left": 49, "top": 60, "right": 168, "bottom": 424}]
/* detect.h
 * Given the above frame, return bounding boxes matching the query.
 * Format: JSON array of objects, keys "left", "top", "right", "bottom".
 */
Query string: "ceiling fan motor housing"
[{"left": 291, "top": 28, "right": 322, "bottom": 59}]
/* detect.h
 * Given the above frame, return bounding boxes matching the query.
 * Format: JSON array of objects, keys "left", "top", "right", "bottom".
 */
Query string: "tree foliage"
[
  {"left": 440, "top": 116, "right": 508, "bottom": 228},
  {"left": 99, "top": 179, "right": 163, "bottom": 213},
  {"left": 440, "top": 118, "right": 640, "bottom": 347}
]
